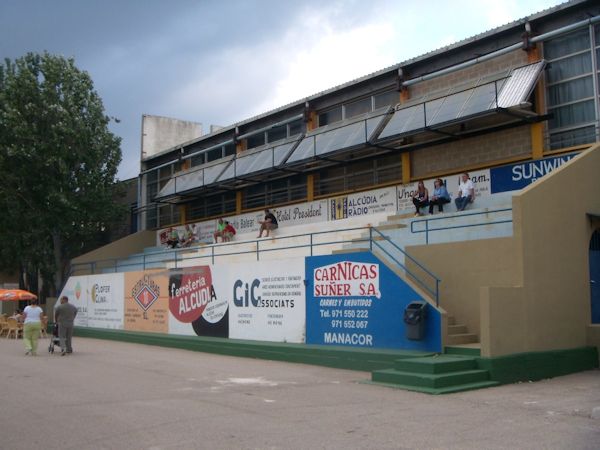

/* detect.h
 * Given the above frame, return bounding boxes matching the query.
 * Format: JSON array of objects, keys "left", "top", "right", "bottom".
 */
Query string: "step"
[
  {"left": 447, "top": 324, "right": 467, "bottom": 334},
  {"left": 446, "top": 333, "right": 478, "bottom": 345},
  {"left": 447, "top": 316, "right": 456, "bottom": 326},
  {"left": 332, "top": 247, "right": 370, "bottom": 254},
  {"left": 445, "top": 344, "right": 482, "bottom": 356},
  {"left": 372, "top": 368, "right": 490, "bottom": 389},
  {"left": 376, "top": 223, "right": 407, "bottom": 231},
  {"left": 394, "top": 355, "right": 477, "bottom": 374},
  {"left": 365, "top": 379, "right": 500, "bottom": 395}
]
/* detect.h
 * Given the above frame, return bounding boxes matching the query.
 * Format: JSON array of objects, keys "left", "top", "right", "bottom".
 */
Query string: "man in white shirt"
[{"left": 455, "top": 173, "right": 475, "bottom": 211}]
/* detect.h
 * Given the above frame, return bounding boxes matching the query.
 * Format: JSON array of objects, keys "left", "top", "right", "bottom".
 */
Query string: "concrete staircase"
[{"left": 446, "top": 315, "right": 479, "bottom": 346}]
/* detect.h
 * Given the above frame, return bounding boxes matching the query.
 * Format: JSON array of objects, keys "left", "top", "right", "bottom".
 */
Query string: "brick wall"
[{"left": 411, "top": 125, "right": 531, "bottom": 178}]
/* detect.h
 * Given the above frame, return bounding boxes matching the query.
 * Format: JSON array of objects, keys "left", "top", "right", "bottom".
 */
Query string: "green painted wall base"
[
  {"left": 74, "top": 327, "right": 433, "bottom": 372},
  {"left": 476, "top": 346, "right": 599, "bottom": 384},
  {"left": 74, "top": 328, "right": 598, "bottom": 395}
]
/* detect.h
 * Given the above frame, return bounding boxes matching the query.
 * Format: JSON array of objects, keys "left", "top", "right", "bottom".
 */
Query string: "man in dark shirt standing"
[
  {"left": 257, "top": 209, "right": 278, "bottom": 238},
  {"left": 54, "top": 296, "right": 78, "bottom": 356}
]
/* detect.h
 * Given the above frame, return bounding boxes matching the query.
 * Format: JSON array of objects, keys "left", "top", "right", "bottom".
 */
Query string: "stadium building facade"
[{"left": 138, "top": 0, "right": 600, "bottom": 235}]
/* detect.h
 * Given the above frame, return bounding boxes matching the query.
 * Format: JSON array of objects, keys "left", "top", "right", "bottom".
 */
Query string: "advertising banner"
[
  {"left": 124, "top": 270, "right": 169, "bottom": 333},
  {"left": 167, "top": 266, "right": 229, "bottom": 337},
  {"left": 306, "top": 252, "right": 441, "bottom": 351},
  {"left": 330, "top": 186, "right": 396, "bottom": 220},
  {"left": 227, "top": 258, "right": 306, "bottom": 343},
  {"left": 87, "top": 274, "right": 124, "bottom": 329},
  {"left": 59, "top": 275, "right": 89, "bottom": 327},
  {"left": 490, "top": 153, "right": 578, "bottom": 194}
]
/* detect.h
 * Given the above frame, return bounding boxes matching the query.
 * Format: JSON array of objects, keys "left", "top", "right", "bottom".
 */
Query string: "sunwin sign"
[{"left": 490, "top": 153, "right": 578, "bottom": 194}]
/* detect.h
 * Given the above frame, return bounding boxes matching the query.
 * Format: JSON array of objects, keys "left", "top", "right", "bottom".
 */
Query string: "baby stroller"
[{"left": 48, "top": 323, "right": 61, "bottom": 354}]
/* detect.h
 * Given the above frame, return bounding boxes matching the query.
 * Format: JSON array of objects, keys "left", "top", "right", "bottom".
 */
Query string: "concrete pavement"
[{"left": 0, "top": 336, "right": 599, "bottom": 449}]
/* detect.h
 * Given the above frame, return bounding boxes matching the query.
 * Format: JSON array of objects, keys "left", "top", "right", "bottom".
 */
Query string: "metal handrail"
[
  {"left": 370, "top": 227, "right": 440, "bottom": 306},
  {"left": 410, "top": 207, "right": 513, "bottom": 244},
  {"left": 69, "top": 224, "right": 441, "bottom": 306}
]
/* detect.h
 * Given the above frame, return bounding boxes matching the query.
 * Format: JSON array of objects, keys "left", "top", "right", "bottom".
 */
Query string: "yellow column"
[
  {"left": 399, "top": 88, "right": 411, "bottom": 183},
  {"left": 401, "top": 153, "right": 411, "bottom": 184},
  {"left": 307, "top": 174, "right": 314, "bottom": 201},
  {"left": 527, "top": 45, "right": 544, "bottom": 159},
  {"left": 179, "top": 204, "right": 186, "bottom": 224},
  {"left": 306, "top": 111, "right": 317, "bottom": 132},
  {"left": 236, "top": 191, "right": 242, "bottom": 214}
]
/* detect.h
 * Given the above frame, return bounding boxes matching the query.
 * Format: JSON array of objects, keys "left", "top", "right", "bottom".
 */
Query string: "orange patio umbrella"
[{"left": 0, "top": 289, "right": 38, "bottom": 302}]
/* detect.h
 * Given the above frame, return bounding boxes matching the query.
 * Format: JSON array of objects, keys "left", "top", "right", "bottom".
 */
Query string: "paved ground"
[{"left": 0, "top": 337, "right": 599, "bottom": 450}]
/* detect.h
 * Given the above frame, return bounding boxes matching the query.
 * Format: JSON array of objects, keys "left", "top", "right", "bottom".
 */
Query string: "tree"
[{"left": 0, "top": 52, "right": 124, "bottom": 297}]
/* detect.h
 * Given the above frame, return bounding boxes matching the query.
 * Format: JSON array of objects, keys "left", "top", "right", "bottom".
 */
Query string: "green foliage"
[{"left": 0, "top": 52, "right": 124, "bottom": 294}]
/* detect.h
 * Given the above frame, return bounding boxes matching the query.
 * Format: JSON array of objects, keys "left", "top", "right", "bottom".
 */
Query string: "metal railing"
[
  {"left": 69, "top": 224, "right": 441, "bottom": 305},
  {"left": 370, "top": 227, "right": 440, "bottom": 306},
  {"left": 410, "top": 207, "right": 513, "bottom": 244}
]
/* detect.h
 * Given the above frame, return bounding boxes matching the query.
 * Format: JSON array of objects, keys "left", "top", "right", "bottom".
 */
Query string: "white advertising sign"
[
  {"left": 330, "top": 186, "right": 396, "bottom": 220},
  {"left": 227, "top": 258, "right": 306, "bottom": 343},
  {"left": 58, "top": 275, "right": 89, "bottom": 327},
  {"left": 85, "top": 274, "right": 125, "bottom": 329}
]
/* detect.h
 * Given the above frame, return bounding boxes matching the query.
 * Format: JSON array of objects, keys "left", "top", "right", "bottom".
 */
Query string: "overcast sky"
[{"left": 1, "top": 0, "right": 564, "bottom": 180}]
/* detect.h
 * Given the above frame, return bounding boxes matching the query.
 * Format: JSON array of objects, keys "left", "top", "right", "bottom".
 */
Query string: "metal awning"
[
  {"left": 375, "top": 60, "right": 546, "bottom": 147},
  {"left": 154, "top": 158, "right": 232, "bottom": 202},
  {"left": 284, "top": 106, "right": 392, "bottom": 168}
]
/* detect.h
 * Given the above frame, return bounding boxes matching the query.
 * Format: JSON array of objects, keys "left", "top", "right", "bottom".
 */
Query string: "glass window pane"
[
  {"left": 547, "top": 76, "right": 593, "bottom": 107},
  {"left": 546, "top": 52, "right": 592, "bottom": 84},
  {"left": 267, "top": 125, "right": 287, "bottom": 143},
  {"left": 548, "top": 99, "right": 596, "bottom": 129},
  {"left": 247, "top": 133, "right": 265, "bottom": 149},
  {"left": 345, "top": 97, "right": 372, "bottom": 119},
  {"left": 318, "top": 107, "right": 342, "bottom": 126},
  {"left": 191, "top": 153, "right": 205, "bottom": 167},
  {"left": 549, "top": 125, "right": 596, "bottom": 150},
  {"left": 544, "top": 29, "right": 590, "bottom": 60},
  {"left": 224, "top": 143, "right": 236, "bottom": 156},
  {"left": 289, "top": 119, "right": 303, "bottom": 137},
  {"left": 374, "top": 90, "right": 399, "bottom": 109},
  {"left": 206, "top": 147, "right": 222, "bottom": 162}
]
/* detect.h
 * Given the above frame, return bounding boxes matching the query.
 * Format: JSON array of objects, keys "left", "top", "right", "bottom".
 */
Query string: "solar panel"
[
  {"left": 235, "top": 148, "right": 273, "bottom": 177},
  {"left": 376, "top": 60, "right": 545, "bottom": 141}
]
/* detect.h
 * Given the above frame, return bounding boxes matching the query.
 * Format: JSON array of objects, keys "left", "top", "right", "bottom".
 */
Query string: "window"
[
  {"left": 267, "top": 125, "right": 287, "bottom": 143},
  {"left": 374, "top": 90, "right": 399, "bottom": 109},
  {"left": 318, "top": 107, "right": 342, "bottom": 127},
  {"left": 544, "top": 27, "right": 599, "bottom": 150},
  {"left": 206, "top": 147, "right": 222, "bottom": 162},
  {"left": 247, "top": 132, "right": 266, "bottom": 149},
  {"left": 188, "top": 192, "right": 236, "bottom": 221},
  {"left": 242, "top": 175, "right": 306, "bottom": 209},
  {"left": 344, "top": 97, "right": 371, "bottom": 119},
  {"left": 288, "top": 119, "right": 303, "bottom": 137},
  {"left": 317, "top": 88, "right": 397, "bottom": 128},
  {"left": 315, "top": 154, "right": 401, "bottom": 195}
]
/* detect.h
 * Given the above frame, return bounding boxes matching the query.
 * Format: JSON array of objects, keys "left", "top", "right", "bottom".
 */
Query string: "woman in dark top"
[
  {"left": 412, "top": 181, "right": 429, "bottom": 216},
  {"left": 257, "top": 209, "right": 278, "bottom": 238}
]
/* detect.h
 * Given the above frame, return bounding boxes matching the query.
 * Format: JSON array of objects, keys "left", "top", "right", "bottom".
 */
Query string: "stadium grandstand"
[{"left": 63, "top": 0, "right": 600, "bottom": 394}]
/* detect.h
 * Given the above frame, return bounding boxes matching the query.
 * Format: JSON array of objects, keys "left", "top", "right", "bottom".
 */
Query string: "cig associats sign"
[{"left": 167, "top": 266, "right": 228, "bottom": 338}]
